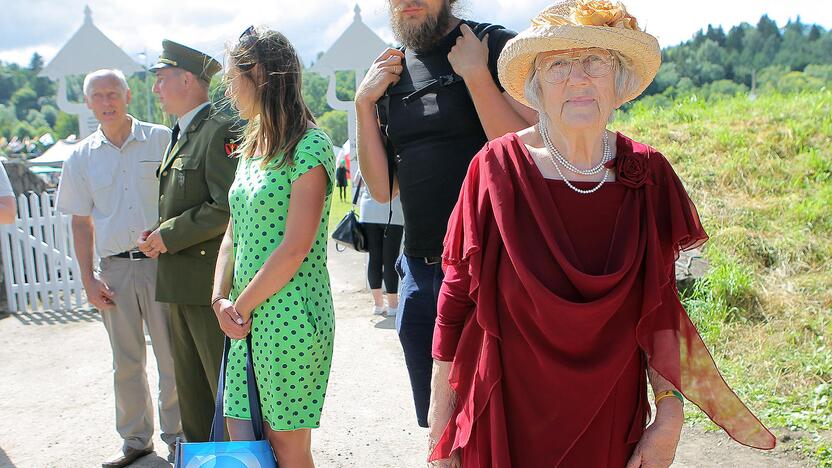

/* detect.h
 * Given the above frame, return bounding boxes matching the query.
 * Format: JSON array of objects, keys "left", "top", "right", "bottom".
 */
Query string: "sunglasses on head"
[
  {"left": 240, "top": 25, "right": 255, "bottom": 39},
  {"left": 236, "top": 25, "right": 257, "bottom": 71}
]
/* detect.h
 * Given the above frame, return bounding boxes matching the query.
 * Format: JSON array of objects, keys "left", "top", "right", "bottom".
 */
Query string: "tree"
[
  {"left": 726, "top": 23, "right": 750, "bottom": 51},
  {"left": 54, "top": 112, "right": 79, "bottom": 139},
  {"left": 648, "top": 63, "right": 681, "bottom": 95},
  {"left": 26, "top": 109, "right": 48, "bottom": 130},
  {"left": 335, "top": 70, "right": 357, "bottom": 102},
  {"left": 756, "top": 15, "right": 781, "bottom": 40},
  {"left": 126, "top": 73, "right": 165, "bottom": 123},
  {"left": 10, "top": 87, "right": 38, "bottom": 119},
  {"left": 693, "top": 39, "right": 727, "bottom": 84},
  {"left": 40, "top": 105, "right": 58, "bottom": 127},
  {"left": 28, "top": 53, "right": 44, "bottom": 73},
  {"left": 705, "top": 25, "right": 727, "bottom": 47},
  {"left": 775, "top": 26, "right": 813, "bottom": 71},
  {"left": 0, "top": 71, "right": 16, "bottom": 103},
  {"left": 784, "top": 17, "right": 805, "bottom": 36},
  {"left": 33, "top": 76, "right": 54, "bottom": 99},
  {"left": 302, "top": 71, "right": 331, "bottom": 117},
  {"left": 808, "top": 25, "right": 822, "bottom": 41},
  {"left": 317, "top": 110, "right": 348, "bottom": 147},
  {"left": 0, "top": 104, "right": 15, "bottom": 138}
]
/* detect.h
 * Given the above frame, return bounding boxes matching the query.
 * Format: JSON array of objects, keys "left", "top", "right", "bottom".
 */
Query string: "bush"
[
  {"left": 776, "top": 71, "right": 825, "bottom": 93},
  {"left": 13, "top": 121, "right": 35, "bottom": 139},
  {"left": 26, "top": 109, "right": 48, "bottom": 130},
  {"left": 803, "top": 64, "right": 832, "bottom": 84},
  {"left": 701, "top": 79, "right": 749, "bottom": 99}
]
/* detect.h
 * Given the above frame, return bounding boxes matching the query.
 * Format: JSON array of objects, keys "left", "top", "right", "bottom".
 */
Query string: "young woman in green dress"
[{"left": 211, "top": 27, "right": 336, "bottom": 468}]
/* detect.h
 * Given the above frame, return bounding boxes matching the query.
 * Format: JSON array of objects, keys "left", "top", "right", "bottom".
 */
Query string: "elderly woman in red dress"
[{"left": 427, "top": 1, "right": 776, "bottom": 467}]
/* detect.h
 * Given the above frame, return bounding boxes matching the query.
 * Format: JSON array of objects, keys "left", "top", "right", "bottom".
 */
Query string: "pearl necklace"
[
  {"left": 539, "top": 123, "right": 613, "bottom": 175},
  {"left": 538, "top": 123, "right": 612, "bottom": 195}
]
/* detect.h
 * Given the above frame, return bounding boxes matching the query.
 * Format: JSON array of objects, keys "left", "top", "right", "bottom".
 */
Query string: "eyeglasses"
[
  {"left": 237, "top": 26, "right": 257, "bottom": 71},
  {"left": 536, "top": 49, "right": 615, "bottom": 84}
]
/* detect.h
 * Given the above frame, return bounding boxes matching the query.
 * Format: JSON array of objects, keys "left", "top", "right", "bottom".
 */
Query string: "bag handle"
[
  {"left": 209, "top": 335, "right": 266, "bottom": 442},
  {"left": 351, "top": 178, "right": 363, "bottom": 206}
]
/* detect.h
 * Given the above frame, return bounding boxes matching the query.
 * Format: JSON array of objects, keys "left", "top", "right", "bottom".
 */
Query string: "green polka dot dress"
[{"left": 224, "top": 128, "right": 335, "bottom": 430}]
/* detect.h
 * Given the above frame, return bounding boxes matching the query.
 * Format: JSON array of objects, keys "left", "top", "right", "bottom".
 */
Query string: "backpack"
[{"left": 376, "top": 22, "right": 506, "bottom": 231}]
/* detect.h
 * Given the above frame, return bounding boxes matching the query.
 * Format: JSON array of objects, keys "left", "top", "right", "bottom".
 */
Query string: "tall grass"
[
  {"left": 328, "top": 91, "right": 832, "bottom": 462},
  {"left": 615, "top": 89, "right": 832, "bottom": 464}
]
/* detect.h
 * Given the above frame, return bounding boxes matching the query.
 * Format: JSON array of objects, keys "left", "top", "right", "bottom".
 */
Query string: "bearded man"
[{"left": 355, "top": 0, "right": 536, "bottom": 428}]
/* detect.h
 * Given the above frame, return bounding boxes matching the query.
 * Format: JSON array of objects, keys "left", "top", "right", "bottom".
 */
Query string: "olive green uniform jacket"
[{"left": 155, "top": 104, "right": 238, "bottom": 305}]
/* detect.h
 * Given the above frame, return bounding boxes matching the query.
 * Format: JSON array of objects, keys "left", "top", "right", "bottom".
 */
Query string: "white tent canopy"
[
  {"left": 309, "top": 5, "right": 389, "bottom": 76},
  {"left": 27, "top": 140, "right": 81, "bottom": 166},
  {"left": 39, "top": 6, "right": 142, "bottom": 80}
]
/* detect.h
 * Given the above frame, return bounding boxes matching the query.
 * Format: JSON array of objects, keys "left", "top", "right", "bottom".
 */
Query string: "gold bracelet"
[{"left": 655, "top": 389, "right": 684, "bottom": 405}]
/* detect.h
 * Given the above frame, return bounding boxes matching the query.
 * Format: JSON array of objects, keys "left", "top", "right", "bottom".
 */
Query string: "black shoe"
[{"left": 101, "top": 446, "right": 154, "bottom": 468}]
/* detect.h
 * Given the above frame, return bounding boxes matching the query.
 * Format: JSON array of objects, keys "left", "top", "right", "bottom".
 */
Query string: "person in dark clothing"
[
  {"left": 335, "top": 160, "right": 349, "bottom": 202},
  {"left": 354, "top": 0, "right": 537, "bottom": 429},
  {"left": 354, "top": 169, "right": 405, "bottom": 317}
]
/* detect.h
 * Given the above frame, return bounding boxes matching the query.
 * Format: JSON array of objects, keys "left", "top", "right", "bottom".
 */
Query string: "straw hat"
[{"left": 498, "top": 0, "right": 661, "bottom": 107}]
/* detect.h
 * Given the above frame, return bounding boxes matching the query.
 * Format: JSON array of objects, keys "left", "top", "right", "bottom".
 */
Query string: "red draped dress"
[{"left": 430, "top": 133, "right": 775, "bottom": 467}]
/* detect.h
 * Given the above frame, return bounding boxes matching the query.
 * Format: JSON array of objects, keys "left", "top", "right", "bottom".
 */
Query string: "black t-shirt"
[{"left": 386, "top": 20, "right": 516, "bottom": 257}]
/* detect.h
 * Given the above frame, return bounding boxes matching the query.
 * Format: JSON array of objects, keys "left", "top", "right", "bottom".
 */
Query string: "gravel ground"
[{"left": 0, "top": 241, "right": 811, "bottom": 467}]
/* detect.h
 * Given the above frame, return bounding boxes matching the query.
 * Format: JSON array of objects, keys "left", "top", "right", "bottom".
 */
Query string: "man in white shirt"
[
  {"left": 0, "top": 164, "right": 16, "bottom": 223},
  {"left": 55, "top": 69, "right": 181, "bottom": 468}
]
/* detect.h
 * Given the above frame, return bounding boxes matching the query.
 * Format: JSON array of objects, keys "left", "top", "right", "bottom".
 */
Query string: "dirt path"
[{"left": 0, "top": 242, "right": 813, "bottom": 467}]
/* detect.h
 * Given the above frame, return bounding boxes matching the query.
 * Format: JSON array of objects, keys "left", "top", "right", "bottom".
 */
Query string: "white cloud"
[{"left": 1, "top": 0, "right": 830, "bottom": 70}]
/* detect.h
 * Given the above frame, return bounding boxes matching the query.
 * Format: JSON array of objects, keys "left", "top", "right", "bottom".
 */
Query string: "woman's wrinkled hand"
[
  {"left": 428, "top": 453, "right": 461, "bottom": 468},
  {"left": 428, "top": 440, "right": 461, "bottom": 468},
  {"left": 625, "top": 407, "right": 682, "bottom": 468}
]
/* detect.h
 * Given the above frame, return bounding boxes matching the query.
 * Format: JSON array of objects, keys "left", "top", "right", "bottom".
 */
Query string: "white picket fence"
[{"left": 0, "top": 192, "right": 88, "bottom": 312}]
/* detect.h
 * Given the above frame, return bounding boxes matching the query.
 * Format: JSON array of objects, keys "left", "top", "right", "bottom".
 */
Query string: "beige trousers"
[{"left": 99, "top": 257, "right": 181, "bottom": 451}]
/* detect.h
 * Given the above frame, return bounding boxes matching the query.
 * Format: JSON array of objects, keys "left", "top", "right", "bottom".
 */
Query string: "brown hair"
[{"left": 225, "top": 27, "right": 315, "bottom": 167}]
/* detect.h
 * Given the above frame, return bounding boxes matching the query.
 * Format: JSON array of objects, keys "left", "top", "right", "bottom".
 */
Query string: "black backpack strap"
[
  {"left": 402, "top": 74, "right": 463, "bottom": 106},
  {"left": 374, "top": 26, "right": 503, "bottom": 238},
  {"left": 376, "top": 46, "right": 405, "bottom": 239},
  {"left": 471, "top": 22, "right": 505, "bottom": 39}
]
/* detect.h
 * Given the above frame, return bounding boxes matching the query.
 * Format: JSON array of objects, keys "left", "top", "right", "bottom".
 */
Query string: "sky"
[{"left": 1, "top": 0, "right": 831, "bottom": 70}]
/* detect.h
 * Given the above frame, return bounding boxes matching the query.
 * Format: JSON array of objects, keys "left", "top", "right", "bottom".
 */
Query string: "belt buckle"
[
  {"left": 423, "top": 256, "right": 441, "bottom": 265},
  {"left": 127, "top": 250, "right": 143, "bottom": 261}
]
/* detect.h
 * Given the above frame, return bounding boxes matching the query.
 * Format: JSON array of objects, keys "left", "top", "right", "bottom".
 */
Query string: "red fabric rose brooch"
[{"left": 605, "top": 152, "right": 650, "bottom": 188}]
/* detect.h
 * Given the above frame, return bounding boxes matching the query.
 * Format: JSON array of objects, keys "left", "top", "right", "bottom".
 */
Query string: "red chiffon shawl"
[{"left": 430, "top": 133, "right": 775, "bottom": 466}]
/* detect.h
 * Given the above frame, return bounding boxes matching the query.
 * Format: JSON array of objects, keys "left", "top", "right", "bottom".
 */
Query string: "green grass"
[
  {"left": 328, "top": 182, "right": 358, "bottom": 234},
  {"left": 325, "top": 91, "right": 832, "bottom": 463},
  {"left": 615, "top": 89, "right": 832, "bottom": 464}
]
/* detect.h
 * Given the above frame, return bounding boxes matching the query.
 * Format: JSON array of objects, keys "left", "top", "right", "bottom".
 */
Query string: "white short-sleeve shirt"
[
  {"left": 0, "top": 164, "right": 14, "bottom": 198},
  {"left": 56, "top": 116, "right": 171, "bottom": 258}
]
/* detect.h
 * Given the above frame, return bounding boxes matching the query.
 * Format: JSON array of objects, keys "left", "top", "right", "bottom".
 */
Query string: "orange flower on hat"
[{"left": 572, "top": 0, "right": 639, "bottom": 31}]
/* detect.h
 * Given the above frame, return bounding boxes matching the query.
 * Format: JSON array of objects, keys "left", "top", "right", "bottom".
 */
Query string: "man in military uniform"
[{"left": 138, "top": 40, "right": 238, "bottom": 443}]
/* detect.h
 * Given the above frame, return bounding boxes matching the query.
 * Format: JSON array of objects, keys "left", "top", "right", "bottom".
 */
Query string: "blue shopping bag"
[{"left": 174, "top": 336, "right": 278, "bottom": 468}]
